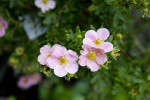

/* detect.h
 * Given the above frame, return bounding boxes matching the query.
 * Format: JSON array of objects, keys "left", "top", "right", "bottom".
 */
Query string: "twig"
[
  {"left": 56, "top": 0, "right": 69, "bottom": 26},
  {"left": 134, "top": 37, "right": 146, "bottom": 53}
]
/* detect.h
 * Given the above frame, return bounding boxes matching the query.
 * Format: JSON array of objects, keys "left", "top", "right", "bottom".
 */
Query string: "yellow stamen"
[
  {"left": 88, "top": 52, "right": 96, "bottom": 60},
  {"left": 59, "top": 57, "right": 68, "bottom": 65},
  {"left": 43, "top": 0, "right": 48, "bottom": 4},
  {"left": 48, "top": 53, "right": 51, "bottom": 57},
  {"left": 94, "top": 39, "right": 103, "bottom": 45}
]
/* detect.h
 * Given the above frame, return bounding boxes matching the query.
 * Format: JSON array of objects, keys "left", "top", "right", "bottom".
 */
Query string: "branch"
[{"left": 56, "top": 0, "right": 69, "bottom": 26}]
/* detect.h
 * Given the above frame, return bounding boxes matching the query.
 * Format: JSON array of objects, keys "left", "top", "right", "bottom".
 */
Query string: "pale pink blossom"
[
  {"left": 17, "top": 75, "right": 33, "bottom": 89},
  {"left": 37, "top": 44, "right": 63, "bottom": 66},
  {"left": 37, "top": 45, "right": 52, "bottom": 65},
  {"left": 0, "top": 17, "right": 8, "bottom": 37},
  {"left": 83, "top": 28, "right": 113, "bottom": 52},
  {"left": 78, "top": 45, "right": 107, "bottom": 72},
  {"left": 47, "top": 44, "right": 78, "bottom": 77},
  {"left": 35, "top": 0, "right": 56, "bottom": 13},
  {"left": 30, "top": 73, "right": 42, "bottom": 85}
]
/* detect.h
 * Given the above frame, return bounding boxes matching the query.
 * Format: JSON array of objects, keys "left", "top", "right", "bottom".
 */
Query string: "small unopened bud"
[
  {"left": 43, "top": 66, "right": 51, "bottom": 75},
  {"left": 130, "top": 89, "right": 137, "bottom": 96},
  {"left": 77, "top": 35, "right": 82, "bottom": 39},
  {"left": 116, "top": 33, "right": 123, "bottom": 40},
  {"left": 111, "top": 49, "right": 120, "bottom": 59},
  {"left": 101, "top": 61, "right": 111, "bottom": 70}
]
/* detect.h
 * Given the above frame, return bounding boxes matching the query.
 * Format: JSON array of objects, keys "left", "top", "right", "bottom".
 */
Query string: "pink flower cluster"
[
  {"left": 17, "top": 73, "right": 42, "bottom": 89},
  {"left": 38, "top": 28, "right": 113, "bottom": 77},
  {"left": 35, "top": 0, "right": 56, "bottom": 13},
  {"left": 0, "top": 17, "right": 8, "bottom": 37},
  {"left": 79, "top": 28, "right": 113, "bottom": 71},
  {"left": 38, "top": 44, "right": 78, "bottom": 77}
]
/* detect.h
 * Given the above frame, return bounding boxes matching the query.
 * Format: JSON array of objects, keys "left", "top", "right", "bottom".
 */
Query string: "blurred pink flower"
[
  {"left": 35, "top": 0, "right": 56, "bottom": 13},
  {"left": 17, "top": 73, "right": 42, "bottom": 89},
  {"left": 78, "top": 45, "right": 107, "bottom": 72},
  {"left": 83, "top": 28, "right": 113, "bottom": 52},
  {"left": 17, "top": 75, "right": 33, "bottom": 89},
  {"left": 0, "top": 17, "right": 8, "bottom": 37},
  {"left": 47, "top": 44, "right": 78, "bottom": 77},
  {"left": 30, "top": 73, "right": 42, "bottom": 85}
]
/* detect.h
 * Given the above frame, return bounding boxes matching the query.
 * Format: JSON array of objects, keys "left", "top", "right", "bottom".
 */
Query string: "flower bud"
[
  {"left": 111, "top": 48, "right": 120, "bottom": 59},
  {"left": 16, "top": 47, "right": 24, "bottom": 55}
]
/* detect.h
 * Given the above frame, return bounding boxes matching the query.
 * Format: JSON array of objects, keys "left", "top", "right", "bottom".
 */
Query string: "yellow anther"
[
  {"left": 94, "top": 39, "right": 103, "bottom": 45},
  {"left": 88, "top": 52, "right": 96, "bottom": 60},
  {"left": 48, "top": 53, "right": 52, "bottom": 57},
  {"left": 59, "top": 57, "right": 68, "bottom": 65},
  {"left": 43, "top": 0, "right": 48, "bottom": 4}
]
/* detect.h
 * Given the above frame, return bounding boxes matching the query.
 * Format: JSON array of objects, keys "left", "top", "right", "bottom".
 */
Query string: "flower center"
[
  {"left": 88, "top": 52, "right": 96, "bottom": 60},
  {"left": 59, "top": 57, "right": 68, "bottom": 65},
  {"left": 94, "top": 39, "right": 103, "bottom": 45},
  {"left": 32, "top": 76, "right": 36, "bottom": 80},
  {"left": 24, "top": 78, "right": 28, "bottom": 83},
  {"left": 0, "top": 23, "right": 2, "bottom": 29},
  {"left": 43, "top": 0, "right": 48, "bottom": 4},
  {"left": 48, "top": 53, "right": 51, "bottom": 57}
]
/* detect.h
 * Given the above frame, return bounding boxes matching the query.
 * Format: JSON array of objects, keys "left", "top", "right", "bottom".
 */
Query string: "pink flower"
[
  {"left": 83, "top": 28, "right": 113, "bottom": 52},
  {"left": 17, "top": 75, "right": 33, "bottom": 89},
  {"left": 78, "top": 45, "right": 107, "bottom": 72},
  {"left": 0, "top": 17, "right": 8, "bottom": 37},
  {"left": 17, "top": 73, "right": 42, "bottom": 89},
  {"left": 47, "top": 44, "right": 78, "bottom": 77},
  {"left": 35, "top": 0, "right": 56, "bottom": 13},
  {"left": 37, "top": 44, "right": 62, "bottom": 66},
  {"left": 38, "top": 45, "right": 52, "bottom": 65},
  {"left": 30, "top": 73, "right": 42, "bottom": 85}
]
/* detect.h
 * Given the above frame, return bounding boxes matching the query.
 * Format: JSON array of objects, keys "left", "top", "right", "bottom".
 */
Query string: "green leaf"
[{"left": 90, "top": 25, "right": 96, "bottom": 30}]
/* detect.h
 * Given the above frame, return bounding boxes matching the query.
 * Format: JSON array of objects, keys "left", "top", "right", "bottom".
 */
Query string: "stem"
[
  {"left": 56, "top": 0, "right": 69, "bottom": 26},
  {"left": 134, "top": 37, "right": 146, "bottom": 53}
]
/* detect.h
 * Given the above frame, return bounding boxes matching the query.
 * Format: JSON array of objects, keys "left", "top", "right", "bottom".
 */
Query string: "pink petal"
[
  {"left": 99, "top": 42, "right": 113, "bottom": 52},
  {"left": 66, "top": 50, "right": 78, "bottom": 62},
  {"left": 37, "top": 54, "right": 47, "bottom": 65},
  {"left": 0, "top": 17, "right": 2, "bottom": 22},
  {"left": 85, "top": 30, "right": 97, "bottom": 40},
  {"left": 80, "top": 49, "right": 89, "bottom": 56},
  {"left": 82, "top": 45, "right": 91, "bottom": 50},
  {"left": 54, "top": 65, "right": 67, "bottom": 77},
  {"left": 78, "top": 55, "right": 88, "bottom": 66},
  {"left": 0, "top": 29, "right": 5, "bottom": 37},
  {"left": 51, "top": 44, "right": 67, "bottom": 58},
  {"left": 96, "top": 53, "right": 107, "bottom": 65},
  {"left": 87, "top": 60, "right": 99, "bottom": 72},
  {"left": 40, "top": 45, "right": 51, "bottom": 55},
  {"left": 41, "top": 6, "right": 48, "bottom": 13},
  {"left": 51, "top": 44, "right": 62, "bottom": 50},
  {"left": 48, "top": 0, "right": 56, "bottom": 9},
  {"left": 51, "top": 48, "right": 63, "bottom": 58},
  {"left": 2, "top": 20, "right": 8, "bottom": 29},
  {"left": 66, "top": 62, "right": 78, "bottom": 74},
  {"left": 83, "top": 38, "right": 95, "bottom": 47},
  {"left": 35, "top": 0, "right": 43, "bottom": 8},
  {"left": 47, "top": 57, "right": 59, "bottom": 69},
  {"left": 97, "top": 28, "right": 109, "bottom": 41}
]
